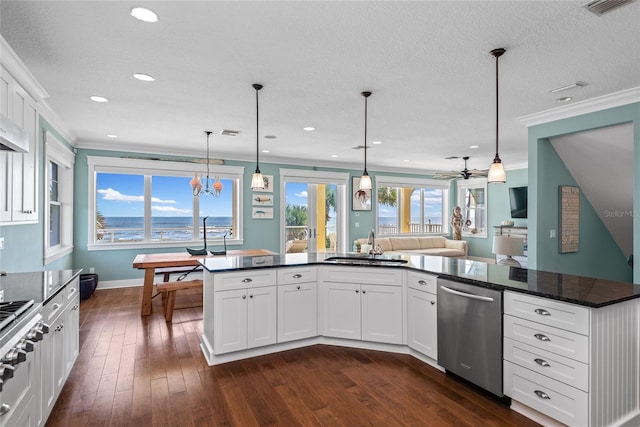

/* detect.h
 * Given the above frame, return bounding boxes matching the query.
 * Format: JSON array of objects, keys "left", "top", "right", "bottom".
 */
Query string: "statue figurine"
[{"left": 451, "top": 206, "right": 463, "bottom": 240}]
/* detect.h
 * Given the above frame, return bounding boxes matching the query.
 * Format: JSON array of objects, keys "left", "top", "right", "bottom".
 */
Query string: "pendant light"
[
  {"left": 359, "top": 91, "right": 372, "bottom": 191},
  {"left": 190, "top": 130, "right": 223, "bottom": 197},
  {"left": 251, "top": 83, "right": 265, "bottom": 190},
  {"left": 487, "top": 48, "right": 507, "bottom": 184}
]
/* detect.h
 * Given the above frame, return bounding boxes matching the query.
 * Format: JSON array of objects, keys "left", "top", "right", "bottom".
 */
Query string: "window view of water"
[{"left": 97, "top": 216, "right": 232, "bottom": 243}]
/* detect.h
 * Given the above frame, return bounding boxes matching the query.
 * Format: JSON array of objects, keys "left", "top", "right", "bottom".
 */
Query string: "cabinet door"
[
  {"left": 64, "top": 294, "right": 80, "bottom": 377},
  {"left": 361, "top": 284, "right": 403, "bottom": 345},
  {"left": 278, "top": 282, "right": 317, "bottom": 343},
  {"left": 407, "top": 288, "right": 437, "bottom": 359},
  {"left": 213, "top": 289, "right": 248, "bottom": 355},
  {"left": 247, "top": 286, "right": 277, "bottom": 349},
  {"left": 321, "top": 282, "right": 361, "bottom": 340},
  {"left": 41, "top": 312, "right": 64, "bottom": 420},
  {"left": 11, "top": 86, "right": 38, "bottom": 222}
]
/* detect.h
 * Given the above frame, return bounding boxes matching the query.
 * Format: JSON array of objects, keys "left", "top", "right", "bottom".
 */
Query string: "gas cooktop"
[{"left": 0, "top": 300, "right": 34, "bottom": 331}]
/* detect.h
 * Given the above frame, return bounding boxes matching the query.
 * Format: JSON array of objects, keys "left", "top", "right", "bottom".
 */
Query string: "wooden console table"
[{"left": 132, "top": 249, "right": 275, "bottom": 316}]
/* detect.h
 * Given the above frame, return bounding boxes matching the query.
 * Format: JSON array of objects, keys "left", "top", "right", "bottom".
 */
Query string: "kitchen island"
[{"left": 199, "top": 252, "right": 640, "bottom": 427}]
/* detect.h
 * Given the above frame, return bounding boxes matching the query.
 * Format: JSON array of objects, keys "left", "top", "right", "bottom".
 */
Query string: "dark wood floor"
[{"left": 46, "top": 286, "right": 540, "bottom": 427}]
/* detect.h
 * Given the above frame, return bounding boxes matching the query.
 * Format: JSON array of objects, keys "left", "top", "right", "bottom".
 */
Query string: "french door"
[{"left": 280, "top": 169, "right": 348, "bottom": 254}]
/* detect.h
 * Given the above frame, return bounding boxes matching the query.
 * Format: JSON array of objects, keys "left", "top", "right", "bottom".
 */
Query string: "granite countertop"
[
  {"left": 0, "top": 269, "right": 82, "bottom": 305},
  {"left": 200, "top": 253, "right": 640, "bottom": 308}
]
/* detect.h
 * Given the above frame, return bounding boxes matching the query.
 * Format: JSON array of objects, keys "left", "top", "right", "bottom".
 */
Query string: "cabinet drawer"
[
  {"left": 277, "top": 267, "right": 317, "bottom": 285},
  {"left": 504, "top": 337, "right": 589, "bottom": 392},
  {"left": 406, "top": 272, "right": 437, "bottom": 293},
  {"left": 64, "top": 278, "right": 79, "bottom": 307},
  {"left": 504, "top": 315, "right": 589, "bottom": 364},
  {"left": 213, "top": 270, "right": 276, "bottom": 292},
  {"left": 504, "top": 361, "right": 588, "bottom": 427},
  {"left": 42, "top": 291, "right": 65, "bottom": 324},
  {"left": 504, "top": 291, "right": 590, "bottom": 335},
  {"left": 321, "top": 266, "right": 403, "bottom": 286}
]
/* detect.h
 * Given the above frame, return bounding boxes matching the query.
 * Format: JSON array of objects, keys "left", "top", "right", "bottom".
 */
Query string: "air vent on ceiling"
[
  {"left": 444, "top": 156, "right": 459, "bottom": 160},
  {"left": 583, "top": 0, "right": 636, "bottom": 15},
  {"left": 219, "top": 129, "right": 240, "bottom": 136}
]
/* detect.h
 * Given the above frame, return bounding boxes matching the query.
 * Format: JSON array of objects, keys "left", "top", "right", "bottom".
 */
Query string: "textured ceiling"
[{"left": 1, "top": 1, "right": 639, "bottom": 174}]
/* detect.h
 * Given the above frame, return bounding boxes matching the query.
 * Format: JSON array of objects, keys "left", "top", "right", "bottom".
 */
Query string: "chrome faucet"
[{"left": 367, "top": 229, "right": 383, "bottom": 257}]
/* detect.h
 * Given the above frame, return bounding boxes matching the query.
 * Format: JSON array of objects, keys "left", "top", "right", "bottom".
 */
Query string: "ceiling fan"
[{"left": 433, "top": 156, "right": 488, "bottom": 180}]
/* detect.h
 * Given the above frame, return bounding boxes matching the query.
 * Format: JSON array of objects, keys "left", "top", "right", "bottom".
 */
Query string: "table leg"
[{"left": 141, "top": 267, "right": 155, "bottom": 316}]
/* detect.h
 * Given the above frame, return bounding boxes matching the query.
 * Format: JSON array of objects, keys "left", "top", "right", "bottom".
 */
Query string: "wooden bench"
[{"left": 155, "top": 279, "right": 203, "bottom": 322}]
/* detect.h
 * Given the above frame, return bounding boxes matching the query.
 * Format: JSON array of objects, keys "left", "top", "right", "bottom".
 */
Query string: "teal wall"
[
  {"left": 528, "top": 102, "right": 639, "bottom": 283},
  {"left": 0, "top": 117, "right": 74, "bottom": 273}
]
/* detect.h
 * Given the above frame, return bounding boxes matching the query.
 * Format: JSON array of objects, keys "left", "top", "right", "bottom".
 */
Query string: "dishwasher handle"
[{"left": 439, "top": 285, "right": 495, "bottom": 302}]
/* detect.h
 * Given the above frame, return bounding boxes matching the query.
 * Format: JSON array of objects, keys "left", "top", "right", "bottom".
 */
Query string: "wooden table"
[{"left": 132, "top": 249, "right": 275, "bottom": 316}]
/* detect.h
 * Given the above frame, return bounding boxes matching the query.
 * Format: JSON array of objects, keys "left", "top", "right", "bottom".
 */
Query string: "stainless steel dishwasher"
[{"left": 437, "top": 278, "right": 503, "bottom": 397}]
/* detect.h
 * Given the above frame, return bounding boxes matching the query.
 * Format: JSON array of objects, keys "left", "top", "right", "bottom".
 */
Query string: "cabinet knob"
[
  {"left": 534, "top": 333, "right": 550, "bottom": 342},
  {"left": 242, "top": 295, "right": 247, "bottom": 300},
  {"left": 355, "top": 289, "right": 359, "bottom": 293},
  {"left": 430, "top": 301, "right": 435, "bottom": 305},
  {"left": 241, "top": 278, "right": 253, "bottom": 283},
  {"left": 362, "top": 290, "right": 366, "bottom": 294},
  {"left": 534, "top": 358, "right": 550, "bottom": 367},
  {"left": 418, "top": 280, "right": 427, "bottom": 285},
  {"left": 249, "top": 295, "right": 253, "bottom": 299},
  {"left": 534, "top": 308, "right": 551, "bottom": 316},
  {"left": 296, "top": 286, "right": 301, "bottom": 290},
  {"left": 534, "top": 390, "right": 551, "bottom": 400},
  {"left": 0, "top": 403, "right": 11, "bottom": 416},
  {"left": 293, "top": 274, "right": 302, "bottom": 279}
]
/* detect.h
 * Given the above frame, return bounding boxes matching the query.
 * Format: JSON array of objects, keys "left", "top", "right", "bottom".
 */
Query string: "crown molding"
[
  {"left": 518, "top": 87, "right": 640, "bottom": 127},
  {"left": 38, "top": 99, "right": 76, "bottom": 144},
  {"left": 0, "top": 36, "right": 49, "bottom": 101}
]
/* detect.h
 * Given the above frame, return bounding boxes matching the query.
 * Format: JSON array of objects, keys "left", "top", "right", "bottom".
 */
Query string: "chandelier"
[{"left": 190, "top": 130, "right": 223, "bottom": 197}]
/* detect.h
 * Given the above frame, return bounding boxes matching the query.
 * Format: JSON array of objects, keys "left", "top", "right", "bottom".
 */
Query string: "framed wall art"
[
  {"left": 352, "top": 177, "right": 372, "bottom": 211},
  {"left": 252, "top": 207, "right": 273, "bottom": 219},
  {"left": 559, "top": 185, "right": 580, "bottom": 253},
  {"left": 252, "top": 193, "right": 273, "bottom": 206},
  {"left": 253, "top": 174, "right": 274, "bottom": 192}
]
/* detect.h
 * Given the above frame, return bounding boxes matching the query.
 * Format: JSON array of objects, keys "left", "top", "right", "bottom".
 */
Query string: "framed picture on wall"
[
  {"left": 252, "top": 207, "right": 273, "bottom": 219},
  {"left": 352, "top": 177, "right": 372, "bottom": 211},
  {"left": 252, "top": 194, "right": 273, "bottom": 206}
]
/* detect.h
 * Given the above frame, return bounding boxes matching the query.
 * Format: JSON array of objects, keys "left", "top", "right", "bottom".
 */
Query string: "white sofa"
[{"left": 357, "top": 236, "right": 467, "bottom": 257}]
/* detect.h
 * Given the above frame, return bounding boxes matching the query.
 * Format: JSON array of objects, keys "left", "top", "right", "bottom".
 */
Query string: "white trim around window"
[
  {"left": 43, "top": 130, "right": 75, "bottom": 264},
  {"left": 87, "top": 156, "right": 245, "bottom": 251},
  {"left": 457, "top": 178, "right": 488, "bottom": 238}
]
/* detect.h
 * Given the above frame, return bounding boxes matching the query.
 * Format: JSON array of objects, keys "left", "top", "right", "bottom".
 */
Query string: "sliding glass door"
[{"left": 280, "top": 169, "right": 348, "bottom": 254}]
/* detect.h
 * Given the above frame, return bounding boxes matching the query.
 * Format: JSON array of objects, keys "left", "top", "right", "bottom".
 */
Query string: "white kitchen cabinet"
[
  {"left": 213, "top": 286, "right": 277, "bottom": 355},
  {"left": 406, "top": 272, "right": 438, "bottom": 359},
  {"left": 503, "top": 291, "right": 640, "bottom": 427},
  {"left": 320, "top": 267, "right": 404, "bottom": 345},
  {"left": 277, "top": 282, "right": 317, "bottom": 343},
  {"left": 0, "top": 351, "right": 37, "bottom": 427},
  {"left": 0, "top": 66, "right": 38, "bottom": 224}
]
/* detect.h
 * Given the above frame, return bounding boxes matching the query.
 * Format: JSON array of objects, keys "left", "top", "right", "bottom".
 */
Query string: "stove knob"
[
  {"left": 0, "top": 365, "right": 14, "bottom": 380},
  {"left": 1, "top": 349, "right": 18, "bottom": 365},
  {"left": 17, "top": 339, "right": 34, "bottom": 352},
  {"left": 37, "top": 322, "right": 51, "bottom": 334},
  {"left": 0, "top": 364, "right": 14, "bottom": 381},
  {"left": 14, "top": 349, "right": 27, "bottom": 363},
  {"left": 26, "top": 328, "right": 43, "bottom": 342}
]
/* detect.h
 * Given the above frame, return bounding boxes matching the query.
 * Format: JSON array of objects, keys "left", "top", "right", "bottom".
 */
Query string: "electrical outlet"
[
  {"left": 550, "top": 229, "right": 556, "bottom": 238},
  {"left": 0, "top": 237, "right": 4, "bottom": 250},
  {"left": 355, "top": 222, "right": 360, "bottom": 228},
  {"left": 90, "top": 267, "right": 95, "bottom": 273}
]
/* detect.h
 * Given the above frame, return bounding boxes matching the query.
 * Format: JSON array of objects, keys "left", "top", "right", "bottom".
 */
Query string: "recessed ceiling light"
[
  {"left": 90, "top": 96, "right": 108, "bottom": 103},
  {"left": 133, "top": 73, "right": 155, "bottom": 82},
  {"left": 372, "top": 141, "right": 382, "bottom": 145},
  {"left": 403, "top": 159, "right": 410, "bottom": 162},
  {"left": 106, "top": 134, "right": 118, "bottom": 138},
  {"left": 557, "top": 97, "right": 573, "bottom": 103},
  {"left": 331, "top": 154, "right": 338, "bottom": 158},
  {"left": 303, "top": 127, "right": 315, "bottom": 131},
  {"left": 469, "top": 145, "right": 479, "bottom": 149},
  {"left": 130, "top": 7, "right": 158, "bottom": 23},
  {"left": 262, "top": 149, "right": 270, "bottom": 153}
]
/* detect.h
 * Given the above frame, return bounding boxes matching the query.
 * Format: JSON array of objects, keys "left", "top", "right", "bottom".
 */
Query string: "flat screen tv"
[{"left": 509, "top": 186, "right": 528, "bottom": 218}]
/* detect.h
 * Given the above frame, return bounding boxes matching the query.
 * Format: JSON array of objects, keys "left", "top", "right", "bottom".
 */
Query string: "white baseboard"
[{"left": 96, "top": 279, "right": 143, "bottom": 290}]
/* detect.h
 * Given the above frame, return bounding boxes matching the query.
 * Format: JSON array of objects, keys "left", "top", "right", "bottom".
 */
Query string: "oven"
[{"left": 0, "top": 299, "right": 48, "bottom": 425}]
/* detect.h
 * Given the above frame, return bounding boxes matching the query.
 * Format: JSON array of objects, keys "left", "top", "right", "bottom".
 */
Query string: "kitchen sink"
[{"left": 323, "top": 256, "right": 408, "bottom": 266}]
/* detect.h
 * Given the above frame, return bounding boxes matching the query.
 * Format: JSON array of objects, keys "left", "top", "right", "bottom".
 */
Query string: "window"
[
  {"left": 88, "top": 156, "right": 244, "bottom": 250},
  {"left": 375, "top": 176, "right": 449, "bottom": 236},
  {"left": 457, "top": 179, "right": 487, "bottom": 238},
  {"left": 44, "top": 131, "right": 75, "bottom": 264}
]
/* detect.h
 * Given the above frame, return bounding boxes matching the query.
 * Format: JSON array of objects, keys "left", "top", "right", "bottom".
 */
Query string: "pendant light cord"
[
  {"left": 253, "top": 84, "right": 263, "bottom": 173},
  {"left": 205, "top": 131, "right": 211, "bottom": 190},
  {"left": 490, "top": 48, "right": 505, "bottom": 163},
  {"left": 362, "top": 91, "right": 371, "bottom": 174}
]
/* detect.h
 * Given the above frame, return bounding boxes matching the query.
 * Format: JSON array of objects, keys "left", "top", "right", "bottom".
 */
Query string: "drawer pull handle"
[
  {"left": 0, "top": 403, "right": 10, "bottom": 415},
  {"left": 534, "top": 390, "right": 551, "bottom": 400},
  {"left": 418, "top": 280, "right": 427, "bottom": 285},
  {"left": 241, "top": 278, "right": 253, "bottom": 283},
  {"left": 534, "top": 308, "right": 551, "bottom": 316},
  {"left": 534, "top": 333, "right": 551, "bottom": 342},
  {"left": 293, "top": 274, "right": 302, "bottom": 279},
  {"left": 534, "top": 358, "right": 550, "bottom": 367}
]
